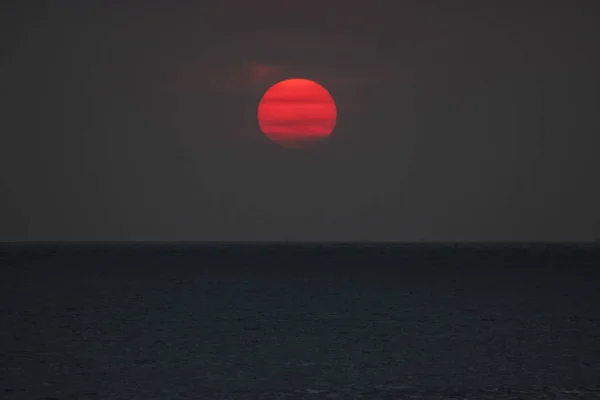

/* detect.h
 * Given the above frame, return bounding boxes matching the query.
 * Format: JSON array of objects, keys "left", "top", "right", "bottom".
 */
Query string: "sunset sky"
[{"left": 2, "top": 2, "right": 600, "bottom": 241}]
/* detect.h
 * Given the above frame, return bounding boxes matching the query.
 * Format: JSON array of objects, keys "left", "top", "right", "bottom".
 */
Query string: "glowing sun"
[{"left": 257, "top": 78, "right": 337, "bottom": 149}]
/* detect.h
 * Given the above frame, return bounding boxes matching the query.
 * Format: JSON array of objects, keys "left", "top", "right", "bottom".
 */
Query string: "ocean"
[{"left": 1, "top": 242, "right": 599, "bottom": 399}]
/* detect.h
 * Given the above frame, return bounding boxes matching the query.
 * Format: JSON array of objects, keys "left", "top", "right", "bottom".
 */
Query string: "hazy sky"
[{"left": 2, "top": 2, "right": 599, "bottom": 241}]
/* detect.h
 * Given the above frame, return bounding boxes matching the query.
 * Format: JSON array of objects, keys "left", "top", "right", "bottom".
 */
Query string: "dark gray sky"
[{"left": 2, "top": 2, "right": 599, "bottom": 241}]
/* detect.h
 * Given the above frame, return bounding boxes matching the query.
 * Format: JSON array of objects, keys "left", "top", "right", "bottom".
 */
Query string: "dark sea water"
[{"left": 1, "top": 243, "right": 599, "bottom": 399}]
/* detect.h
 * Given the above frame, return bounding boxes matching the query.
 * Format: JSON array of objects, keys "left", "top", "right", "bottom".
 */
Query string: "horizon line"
[{"left": 1, "top": 240, "right": 598, "bottom": 246}]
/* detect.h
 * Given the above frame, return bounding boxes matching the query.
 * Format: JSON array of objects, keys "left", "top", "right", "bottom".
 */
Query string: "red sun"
[{"left": 257, "top": 78, "right": 337, "bottom": 149}]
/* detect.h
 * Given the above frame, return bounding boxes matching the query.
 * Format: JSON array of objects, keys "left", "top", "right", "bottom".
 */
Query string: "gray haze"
[{"left": 2, "top": 2, "right": 599, "bottom": 241}]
